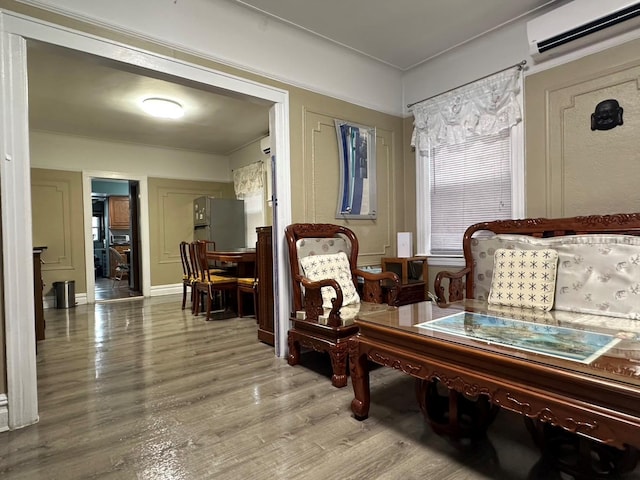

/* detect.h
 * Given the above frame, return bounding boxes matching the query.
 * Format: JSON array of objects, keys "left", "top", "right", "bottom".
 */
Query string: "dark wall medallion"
[{"left": 591, "top": 99, "right": 623, "bottom": 131}]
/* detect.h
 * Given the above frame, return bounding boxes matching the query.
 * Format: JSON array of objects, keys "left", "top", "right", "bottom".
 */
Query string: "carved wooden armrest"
[
  {"left": 354, "top": 269, "right": 400, "bottom": 305},
  {"left": 434, "top": 267, "right": 471, "bottom": 303},
  {"left": 298, "top": 275, "right": 343, "bottom": 325}
]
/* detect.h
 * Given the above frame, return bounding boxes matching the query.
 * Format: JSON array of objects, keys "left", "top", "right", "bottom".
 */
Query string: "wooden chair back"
[
  {"left": 284, "top": 223, "right": 359, "bottom": 314},
  {"left": 179, "top": 241, "right": 192, "bottom": 280}
]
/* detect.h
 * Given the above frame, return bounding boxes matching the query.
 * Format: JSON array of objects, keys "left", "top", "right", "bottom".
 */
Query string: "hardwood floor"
[
  {"left": 1, "top": 295, "right": 637, "bottom": 479},
  {"left": 95, "top": 276, "right": 142, "bottom": 301}
]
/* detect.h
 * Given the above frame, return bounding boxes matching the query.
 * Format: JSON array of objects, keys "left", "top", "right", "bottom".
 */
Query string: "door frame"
[
  {"left": 0, "top": 10, "right": 292, "bottom": 429},
  {"left": 83, "top": 171, "right": 150, "bottom": 304}
]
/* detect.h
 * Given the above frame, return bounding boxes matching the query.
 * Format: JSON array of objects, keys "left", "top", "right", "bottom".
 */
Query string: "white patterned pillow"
[
  {"left": 495, "top": 234, "right": 640, "bottom": 319},
  {"left": 471, "top": 236, "right": 511, "bottom": 301},
  {"left": 488, "top": 249, "right": 559, "bottom": 311},
  {"left": 299, "top": 252, "right": 360, "bottom": 309}
]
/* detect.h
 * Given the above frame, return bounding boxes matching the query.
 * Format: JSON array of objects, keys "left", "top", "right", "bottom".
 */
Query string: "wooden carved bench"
[{"left": 433, "top": 212, "right": 640, "bottom": 478}]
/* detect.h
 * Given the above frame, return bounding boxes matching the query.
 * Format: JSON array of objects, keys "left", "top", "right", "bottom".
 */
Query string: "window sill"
[{"left": 423, "top": 255, "right": 466, "bottom": 267}]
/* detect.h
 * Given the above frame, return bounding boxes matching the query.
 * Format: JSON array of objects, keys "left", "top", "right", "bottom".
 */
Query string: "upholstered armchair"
[{"left": 285, "top": 223, "right": 400, "bottom": 387}]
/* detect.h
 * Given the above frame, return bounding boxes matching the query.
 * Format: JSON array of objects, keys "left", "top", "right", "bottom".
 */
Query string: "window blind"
[{"left": 430, "top": 131, "right": 512, "bottom": 255}]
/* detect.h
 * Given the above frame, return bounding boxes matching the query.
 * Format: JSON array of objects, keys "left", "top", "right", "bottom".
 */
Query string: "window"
[
  {"left": 233, "top": 161, "right": 265, "bottom": 247},
  {"left": 242, "top": 189, "right": 265, "bottom": 247},
  {"left": 92, "top": 215, "right": 103, "bottom": 241},
  {"left": 412, "top": 66, "right": 524, "bottom": 258},
  {"left": 429, "top": 132, "right": 512, "bottom": 254}
]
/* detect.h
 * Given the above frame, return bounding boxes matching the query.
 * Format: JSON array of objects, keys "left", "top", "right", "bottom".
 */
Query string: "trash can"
[{"left": 53, "top": 280, "right": 75, "bottom": 309}]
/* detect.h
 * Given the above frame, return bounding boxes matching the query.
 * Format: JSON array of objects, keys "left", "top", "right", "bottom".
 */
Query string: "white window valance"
[
  {"left": 411, "top": 67, "right": 522, "bottom": 152},
  {"left": 233, "top": 162, "right": 264, "bottom": 198}
]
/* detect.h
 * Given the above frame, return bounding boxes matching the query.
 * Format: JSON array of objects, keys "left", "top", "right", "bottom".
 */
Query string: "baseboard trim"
[
  {"left": 0, "top": 394, "right": 9, "bottom": 432},
  {"left": 150, "top": 284, "right": 182, "bottom": 297},
  {"left": 43, "top": 293, "right": 88, "bottom": 310},
  {"left": 43, "top": 287, "right": 180, "bottom": 308}
]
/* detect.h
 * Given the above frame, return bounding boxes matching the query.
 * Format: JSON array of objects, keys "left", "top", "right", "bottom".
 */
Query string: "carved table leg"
[
  {"left": 348, "top": 336, "right": 370, "bottom": 420},
  {"left": 416, "top": 379, "right": 499, "bottom": 440},
  {"left": 328, "top": 343, "right": 348, "bottom": 388},
  {"left": 287, "top": 331, "right": 300, "bottom": 366},
  {"left": 524, "top": 418, "right": 639, "bottom": 480}
]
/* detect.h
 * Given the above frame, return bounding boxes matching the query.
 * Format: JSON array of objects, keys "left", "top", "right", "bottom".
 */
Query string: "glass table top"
[{"left": 356, "top": 300, "right": 640, "bottom": 388}]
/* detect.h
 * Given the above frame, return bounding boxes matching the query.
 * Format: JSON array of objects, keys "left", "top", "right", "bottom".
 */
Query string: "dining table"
[{"left": 206, "top": 250, "right": 256, "bottom": 278}]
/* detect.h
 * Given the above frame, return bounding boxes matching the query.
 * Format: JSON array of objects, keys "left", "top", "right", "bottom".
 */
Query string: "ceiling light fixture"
[{"left": 141, "top": 97, "right": 184, "bottom": 119}]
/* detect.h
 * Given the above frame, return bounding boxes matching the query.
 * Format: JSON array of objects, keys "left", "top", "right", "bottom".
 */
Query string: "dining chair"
[
  {"left": 190, "top": 241, "right": 237, "bottom": 320},
  {"left": 236, "top": 244, "right": 258, "bottom": 318},
  {"left": 179, "top": 241, "right": 196, "bottom": 310},
  {"left": 109, "top": 247, "right": 129, "bottom": 288}
]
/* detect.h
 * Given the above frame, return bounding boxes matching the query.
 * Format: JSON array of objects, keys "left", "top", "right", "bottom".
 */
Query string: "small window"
[{"left": 92, "top": 215, "right": 103, "bottom": 241}]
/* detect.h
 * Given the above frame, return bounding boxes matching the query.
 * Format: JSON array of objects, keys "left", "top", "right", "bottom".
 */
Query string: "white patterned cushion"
[
  {"left": 299, "top": 252, "right": 360, "bottom": 309},
  {"left": 473, "top": 234, "right": 640, "bottom": 319},
  {"left": 488, "top": 248, "right": 559, "bottom": 311},
  {"left": 471, "top": 236, "right": 508, "bottom": 301},
  {"left": 296, "top": 237, "right": 351, "bottom": 260}
]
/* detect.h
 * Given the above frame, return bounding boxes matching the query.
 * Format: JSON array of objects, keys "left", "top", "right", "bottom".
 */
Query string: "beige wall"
[
  {"left": 149, "top": 178, "right": 235, "bottom": 286},
  {"left": 30, "top": 131, "right": 231, "bottom": 182},
  {"left": 148, "top": 178, "right": 235, "bottom": 286},
  {"left": 289, "top": 91, "right": 406, "bottom": 266},
  {"left": 526, "top": 38, "right": 640, "bottom": 218},
  {"left": 31, "top": 169, "right": 86, "bottom": 297}
]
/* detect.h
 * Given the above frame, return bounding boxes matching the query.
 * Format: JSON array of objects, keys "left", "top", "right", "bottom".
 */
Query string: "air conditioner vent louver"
[
  {"left": 527, "top": 0, "right": 640, "bottom": 62},
  {"left": 537, "top": 4, "right": 640, "bottom": 53},
  {"left": 260, "top": 136, "right": 271, "bottom": 155}
]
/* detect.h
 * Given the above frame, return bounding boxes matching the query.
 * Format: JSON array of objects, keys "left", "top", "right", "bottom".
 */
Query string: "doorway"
[
  {"left": 91, "top": 178, "right": 142, "bottom": 301},
  {"left": 83, "top": 171, "right": 150, "bottom": 305},
  {"left": 1, "top": 12, "right": 292, "bottom": 430}
]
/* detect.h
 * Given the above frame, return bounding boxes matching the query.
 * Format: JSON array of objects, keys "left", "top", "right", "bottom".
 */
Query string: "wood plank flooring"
[
  {"left": 1, "top": 295, "right": 638, "bottom": 479},
  {"left": 94, "top": 277, "right": 142, "bottom": 301}
]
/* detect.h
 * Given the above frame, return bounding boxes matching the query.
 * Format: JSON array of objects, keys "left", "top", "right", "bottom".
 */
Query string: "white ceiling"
[
  {"left": 26, "top": 1, "right": 561, "bottom": 155},
  {"left": 27, "top": 41, "right": 272, "bottom": 156},
  {"left": 231, "top": 0, "right": 560, "bottom": 70}
]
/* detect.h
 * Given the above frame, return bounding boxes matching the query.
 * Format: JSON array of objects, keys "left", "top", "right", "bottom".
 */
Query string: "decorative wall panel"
[
  {"left": 548, "top": 67, "right": 640, "bottom": 217},
  {"left": 157, "top": 187, "right": 228, "bottom": 264},
  {"left": 31, "top": 181, "right": 72, "bottom": 269},
  {"left": 147, "top": 178, "right": 234, "bottom": 286},
  {"left": 30, "top": 169, "right": 86, "bottom": 295},
  {"left": 525, "top": 38, "right": 640, "bottom": 218},
  {"left": 304, "top": 109, "right": 395, "bottom": 264}
]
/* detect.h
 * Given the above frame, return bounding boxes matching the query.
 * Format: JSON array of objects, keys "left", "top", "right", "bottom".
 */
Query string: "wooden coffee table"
[{"left": 349, "top": 300, "right": 640, "bottom": 477}]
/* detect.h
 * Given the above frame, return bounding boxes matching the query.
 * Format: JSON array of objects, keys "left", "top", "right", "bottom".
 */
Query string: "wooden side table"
[
  {"left": 381, "top": 256, "right": 428, "bottom": 284},
  {"left": 381, "top": 256, "right": 429, "bottom": 306}
]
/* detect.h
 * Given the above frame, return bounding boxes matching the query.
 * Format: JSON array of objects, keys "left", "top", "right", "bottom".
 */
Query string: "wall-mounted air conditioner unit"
[
  {"left": 527, "top": 0, "right": 640, "bottom": 62},
  {"left": 260, "top": 136, "right": 271, "bottom": 155}
]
